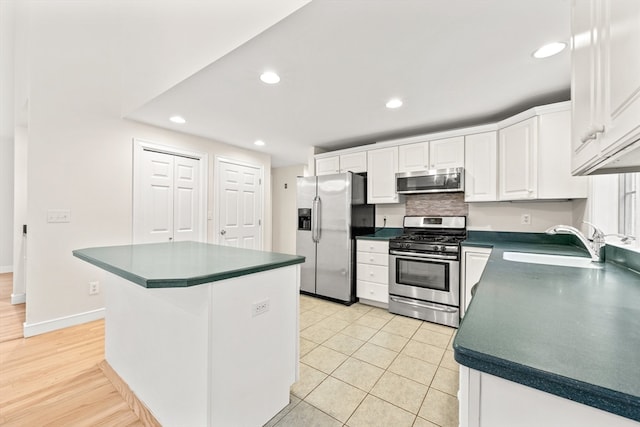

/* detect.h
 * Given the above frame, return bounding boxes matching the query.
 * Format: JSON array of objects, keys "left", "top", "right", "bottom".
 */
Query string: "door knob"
[{"left": 220, "top": 229, "right": 226, "bottom": 235}]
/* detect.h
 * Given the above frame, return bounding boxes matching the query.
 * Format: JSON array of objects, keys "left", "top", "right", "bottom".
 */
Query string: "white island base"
[{"left": 104, "top": 265, "right": 300, "bottom": 426}]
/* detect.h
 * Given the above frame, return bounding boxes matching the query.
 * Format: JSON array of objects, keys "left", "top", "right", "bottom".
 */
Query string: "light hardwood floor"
[
  {"left": 0, "top": 273, "right": 25, "bottom": 343},
  {"left": 0, "top": 273, "right": 146, "bottom": 426}
]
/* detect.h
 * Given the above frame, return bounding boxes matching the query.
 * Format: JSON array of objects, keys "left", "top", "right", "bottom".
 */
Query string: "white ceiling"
[{"left": 126, "top": 0, "right": 571, "bottom": 167}]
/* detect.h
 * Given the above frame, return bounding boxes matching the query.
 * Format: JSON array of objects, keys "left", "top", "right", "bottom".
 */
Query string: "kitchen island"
[
  {"left": 454, "top": 233, "right": 640, "bottom": 426},
  {"left": 73, "top": 241, "right": 305, "bottom": 427}
]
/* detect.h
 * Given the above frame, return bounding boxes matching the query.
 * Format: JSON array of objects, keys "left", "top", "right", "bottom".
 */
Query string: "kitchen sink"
[{"left": 502, "top": 251, "right": 602, "bottom": 269}]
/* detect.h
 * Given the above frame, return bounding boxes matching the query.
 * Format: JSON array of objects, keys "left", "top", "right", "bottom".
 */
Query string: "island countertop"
[
  {"left": 454, "top": 232, "right": 640, "bottom": 422},
  {"left": 73, "top": 241, "right": 305, "bottom": 288}
]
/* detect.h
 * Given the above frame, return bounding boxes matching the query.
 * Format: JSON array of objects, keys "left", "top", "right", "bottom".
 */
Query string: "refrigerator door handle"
[{"left": 312, "top": 196, "right": 320, "bottom": 243}]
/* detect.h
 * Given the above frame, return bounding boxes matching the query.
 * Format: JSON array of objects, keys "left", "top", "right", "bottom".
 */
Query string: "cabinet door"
[
  {"left": 464, "top": 132, "right": 497, "bottom": 202},
  {"left": 340, "top": 152, "right": 367, "bottom": 173},
  {"left": 398, "top": 142, "right": 429, "bottom": 172},
  {"left": 367, "top": 147, "right": 399, "bottom": 204},
  {"left": 499, "top": 117, "right": 538, "bottom": 200},
  {"left": 599, "top": 0, "right": 640, "bottom": 156},
  {"left": 571, "top": 0, "right": 603, "bottom": 174},
  {"left": 461, "top": 248, "right": 491, "bottom": 317},
  {"left": 316, "top": 156, "right": 340, "bottom": 176},
  {"left": 429, "top": 136, "right": 465, "bottom": 169},
  {"left": 538, "top": 110, "right": 588, "bottom": 199}
]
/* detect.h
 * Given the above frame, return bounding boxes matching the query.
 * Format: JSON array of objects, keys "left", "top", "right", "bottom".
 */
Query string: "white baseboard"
[
  {"left": 0, "top": 265, "right": 13, "bottom": 274},
  {"left": 11, "top": 293, "right": 26, "bottom": 304},
  {"left": 23, "top": 308, "right": 105, "bottom": 338}
]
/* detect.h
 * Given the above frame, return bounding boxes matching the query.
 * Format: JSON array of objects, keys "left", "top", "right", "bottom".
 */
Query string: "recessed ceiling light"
[
  {"left": 260, "top": 71, "right": 280, "bottom": 84},
  {"left": 169, "top": 115, "right": 186, "bottom": 124},
  {"left": 386, "top": 98, "right": 403, "bottom": 109},
  {"left": 254, "top": 140, "right": 265, "bottom": 146},
  {"left": 532, "top": 42, "right": 566, "bottom": 59}
]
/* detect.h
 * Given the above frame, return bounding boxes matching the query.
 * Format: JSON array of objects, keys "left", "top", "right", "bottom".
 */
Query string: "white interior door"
[
  {"left": 138, "top": 150, "right": 175, "bottom": 243},
  {"left": 133, "top": 140, "right": 207, "bottom": 244},
  {"left": 173, "top": 156, "right": 201, "bottom": 242},
  {"left": 217, "top": 159, "right": 263, "bottom": 249}
]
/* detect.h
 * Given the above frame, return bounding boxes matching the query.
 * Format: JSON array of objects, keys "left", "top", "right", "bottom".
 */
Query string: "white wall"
[
  {"left": 20, "top": 1, "right": 273, "bottom": 333},
  {"left": 0, "top": 0, "right": 15, "bottom": 273},
  {"left": 0, "top": 136, "right": 13, "bottom": 273},
  {"left": 375, "top": 203, "right": 406, "bottom": 228},
  {"left": 12, "top": 126, "right": 27, "bottom": 302},
  {"left": 468, "top": 200, "right": 586, "bottom": 232},
  {"left": 272, "top": 165, "right": 305, "bottom": 254}
]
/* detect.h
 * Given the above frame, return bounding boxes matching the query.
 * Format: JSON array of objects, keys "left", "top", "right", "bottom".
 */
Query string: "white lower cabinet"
[
  {"left": 459, "top": 366, "right": 638, "bottom": 427},
  {"left": 460, "top": 246, "right": 491, "bottom": 318},
  {"left": 357, "top": 239, "right": 389, "bottom": 307}
]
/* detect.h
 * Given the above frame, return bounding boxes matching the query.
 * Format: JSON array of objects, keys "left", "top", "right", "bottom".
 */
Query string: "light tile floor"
[{"left": 265, "top": 295, "right": 459, "bottom": 427}]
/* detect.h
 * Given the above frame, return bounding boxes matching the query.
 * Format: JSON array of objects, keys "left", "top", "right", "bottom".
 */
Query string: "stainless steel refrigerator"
[{"left": 296, "top": 172, "right": 375, "bottom": 304}]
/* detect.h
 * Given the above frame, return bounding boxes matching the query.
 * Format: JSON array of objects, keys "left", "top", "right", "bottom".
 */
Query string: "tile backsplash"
[{"left": 405, "top": 193, "right": 468, "bottom": 217}]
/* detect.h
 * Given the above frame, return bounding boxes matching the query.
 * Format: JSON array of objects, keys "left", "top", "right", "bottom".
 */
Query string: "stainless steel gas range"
[{"left": 388, "top": 216, "right": 466, "bottom": 328}]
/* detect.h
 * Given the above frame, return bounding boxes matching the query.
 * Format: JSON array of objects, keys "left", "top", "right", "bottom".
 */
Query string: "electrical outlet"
[
  {"left": 521, "top": 214, "right": 531, "bottom": 225},
  {"left": 89, "top": 281, "right": 100, "bottom": 295},
  {"left": 252, "top": 299, "right": 270, "bottom": 317}
]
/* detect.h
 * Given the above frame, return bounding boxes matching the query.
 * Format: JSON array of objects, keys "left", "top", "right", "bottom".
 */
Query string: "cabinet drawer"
[
  {"left": 356, "top": 251, "right": 388, "bottom": 266},
  {"left": 357, "top": 280, "right": 389, "bottom": 304},
  {"left": 357, "top": 240, "right": 389, "bottom": 254},
  {"left": 357, "top": 263, "right": 388, "bottom": 285}
]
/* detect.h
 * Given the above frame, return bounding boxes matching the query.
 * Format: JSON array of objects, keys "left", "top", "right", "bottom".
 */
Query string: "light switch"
[{"left": 47, "top": 209, "right": 71, "bottom": 223}]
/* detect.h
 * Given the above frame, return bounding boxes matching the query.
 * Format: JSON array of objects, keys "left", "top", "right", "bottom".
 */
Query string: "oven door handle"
[
  {"left": 389, "top": 250, "right": 458, "bottom": 261},
  {"left": 390, "top": 296, "right": 458, "bottom": 313}
]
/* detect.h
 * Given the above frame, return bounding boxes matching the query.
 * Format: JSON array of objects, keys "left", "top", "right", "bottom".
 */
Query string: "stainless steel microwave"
[{"left": 396, "top": 168, "right": 464, "bottom": 194}]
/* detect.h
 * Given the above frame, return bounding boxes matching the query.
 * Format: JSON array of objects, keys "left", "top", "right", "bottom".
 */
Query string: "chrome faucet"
[{"left": 545, "top": 221, "right": 605, "bottom": 262}]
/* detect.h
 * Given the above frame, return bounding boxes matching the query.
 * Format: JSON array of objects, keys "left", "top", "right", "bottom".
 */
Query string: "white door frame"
[
  {"left": 214, "top": 156, "right": 264, "bottom": 249},
  {"left": 133, "top": 138, "right": 208, "bottom": 243}
]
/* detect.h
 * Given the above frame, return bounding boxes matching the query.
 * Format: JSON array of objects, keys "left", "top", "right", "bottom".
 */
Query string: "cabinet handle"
[
  {"left": 580, "top": 125, "right": 605, "bottom": 144},
  {"left": 369, "top": 257, "right": 374, "bottom": 262}
]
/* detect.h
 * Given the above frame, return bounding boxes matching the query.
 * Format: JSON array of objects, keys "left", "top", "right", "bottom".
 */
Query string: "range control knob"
[{"left": 403, "top": 243, "right": 411, "bottom": 249}]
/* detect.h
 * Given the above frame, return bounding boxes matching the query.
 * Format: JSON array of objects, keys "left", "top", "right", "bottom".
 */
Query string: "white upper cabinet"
[
  {"left": 499, "top": 108, "right": 588, "bottom": 201},
  {"left": 571, "top": 0, "right": 640, "bottom": 174},
  {"left": 315, "top": 156, "right": 340, "bottom": 176},
  {"left": 429, "top": 136, "right": 465, "bottom": 169},
  {"left": 398, "top": 142, "right": 429, "bottom": 172},
  {"left": 538, "top": 110, "right": 588, "bottom": 199},
  {"left": 464, "top": 132, "right": 497, "bottom": 202},
  {"left": 571, "top": 0, "right": 602, "bottom": 172},
  {"left": 499, "top": 117, "right": 539, "bottom": 200},
  {"left": 367, "top": 146, "right": 399, "bottom": 204},
  {"left": 339, "top": 151, "right": 367, "bottom": 173}
]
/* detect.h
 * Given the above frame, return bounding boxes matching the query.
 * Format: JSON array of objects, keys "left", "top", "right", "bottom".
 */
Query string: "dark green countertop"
[
  {"left": 455, "top": 231, "right": 640, "bottom": 422},
  {"left": 73, "top": 241, "right": 305, "bottom": 288},
  {"left": 356, "top": 228, "right": 403, "bottom": 241}
]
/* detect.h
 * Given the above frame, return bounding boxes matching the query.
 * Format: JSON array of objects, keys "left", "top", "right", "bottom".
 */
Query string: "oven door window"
[{"left": 395, "top": 258, "right": 449, "bottom": 292}]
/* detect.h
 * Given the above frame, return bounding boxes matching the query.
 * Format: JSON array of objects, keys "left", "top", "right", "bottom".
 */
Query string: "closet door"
[
  {"left": 173, "top": 156, "right": 201, "bottom": 242},
  {"left": 135, "top": 149, "right": 201, "bottom": 243},
  {"left": 137, "top": 150, "right": 175, "bottom": 243}
]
